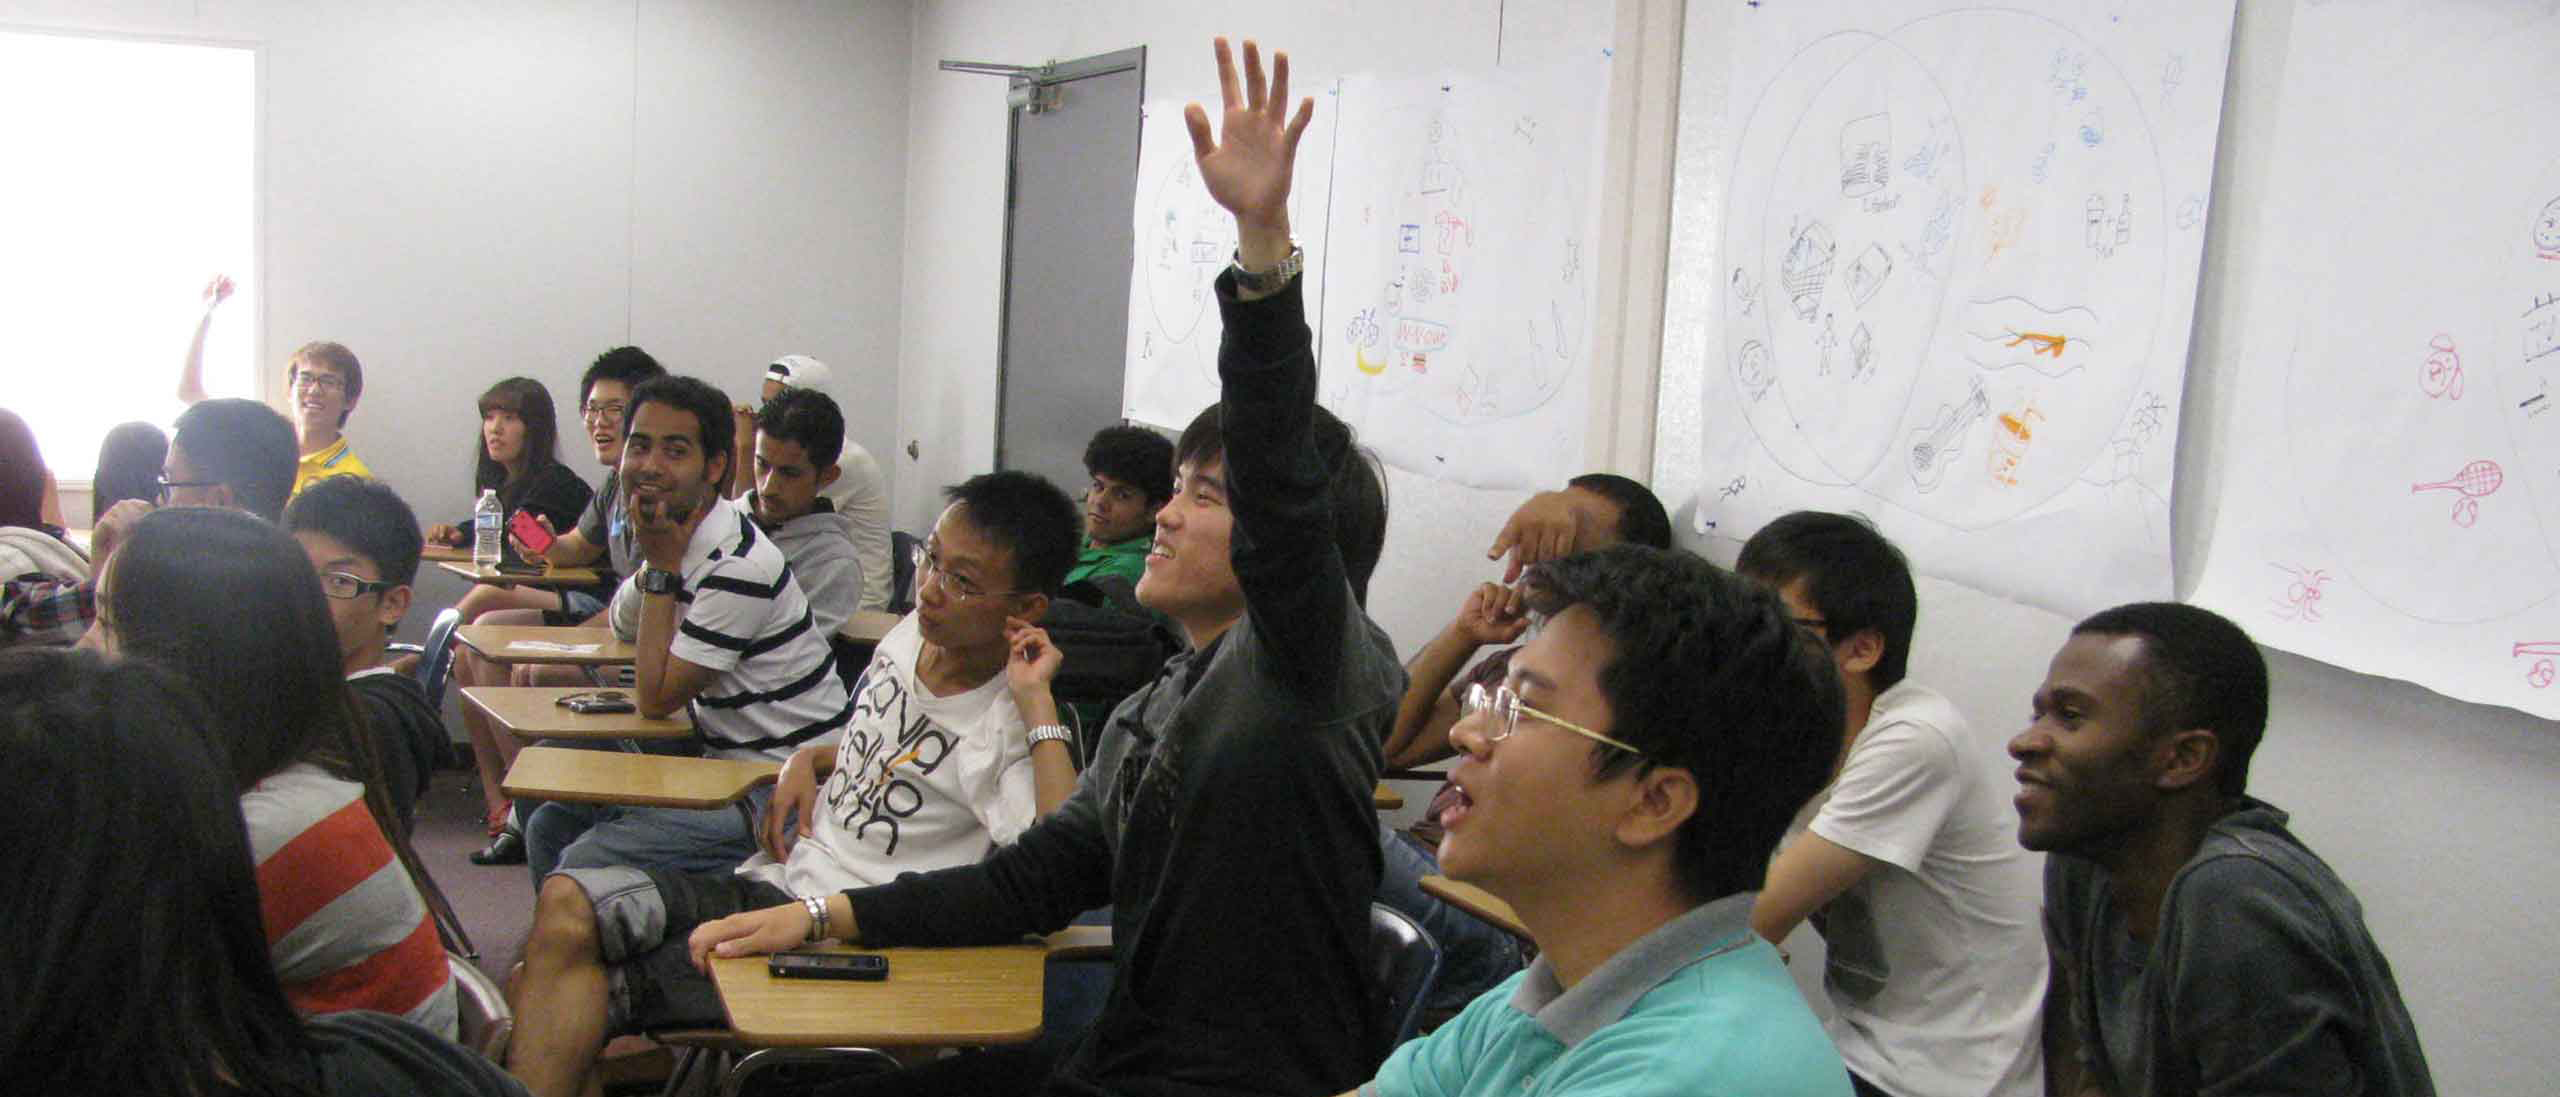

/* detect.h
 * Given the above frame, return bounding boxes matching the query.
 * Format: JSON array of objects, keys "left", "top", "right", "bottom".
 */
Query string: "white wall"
[
  {"left": 4, "top": 0, "right": 911, "bottom": 614},
  {"left": 1656, "top": 3, "right": 2559, "bottom": 1093}
]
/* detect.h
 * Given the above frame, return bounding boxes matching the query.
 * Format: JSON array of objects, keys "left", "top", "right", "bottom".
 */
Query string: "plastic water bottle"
[{"left": 473, "top": 489, "right": 503, "bottom": 569}]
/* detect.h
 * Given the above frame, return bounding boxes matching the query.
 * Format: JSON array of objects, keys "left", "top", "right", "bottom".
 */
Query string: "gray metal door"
[{"left": 994, "top": 48, "right": 1144, "bottom": 493}]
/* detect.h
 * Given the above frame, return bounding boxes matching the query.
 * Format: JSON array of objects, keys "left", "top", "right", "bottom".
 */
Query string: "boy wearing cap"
[{"left": 731, "top": 354, "right": 892, "bottom": 610}]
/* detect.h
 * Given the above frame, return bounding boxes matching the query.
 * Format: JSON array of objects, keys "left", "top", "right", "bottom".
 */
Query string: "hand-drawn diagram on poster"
[
  {"left": 1316, "top": 62, "right": 1609, "bottom": 489},
  {"left": 2192, "top": 0, "right": 2560, "bottom": 718},
  {"left": 1682, "top": 1, "right": 2233, "bottom": 615},
  {"left": 1122, "top": 97, "right": 1336, "bottom": 432}
]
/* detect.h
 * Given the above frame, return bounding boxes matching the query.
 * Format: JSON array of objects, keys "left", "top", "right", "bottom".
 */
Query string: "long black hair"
[
  {"left": 93, "top": 420, "right": 169, "bottom": 522},
  {"left": 101, "top": 507, "right": 403, "bottom": 839},
  {"left": 0, "top": 648, "right": 324, "bottom": 1095},
  {"left": 473, "top": 376, "right": 566, "bottom": 500},
  {"left": 0, "top": 408, "right": 46, "bottom": 530}
]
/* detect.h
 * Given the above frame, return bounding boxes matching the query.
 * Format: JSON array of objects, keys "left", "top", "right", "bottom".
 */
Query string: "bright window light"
[{"left": 0, "top": 29, "right": 256, "bottom": 482}]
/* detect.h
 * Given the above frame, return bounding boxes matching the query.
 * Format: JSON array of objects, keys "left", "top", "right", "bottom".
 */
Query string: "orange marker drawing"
[{"left": 2005, "top": 331, "right": 2069, "bottom": 358}]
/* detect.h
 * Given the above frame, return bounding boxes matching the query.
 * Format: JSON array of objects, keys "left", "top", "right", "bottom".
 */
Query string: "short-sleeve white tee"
[
  {"left": 740, "top": 615, "right": 1038, "bottom": 895},
  {"left": 1804, "top": 681, "right": 2048, "bottom": 1097}
]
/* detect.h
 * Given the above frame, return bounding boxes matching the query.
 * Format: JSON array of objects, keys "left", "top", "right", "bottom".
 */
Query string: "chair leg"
[
  {"left": 390, "top": 823, "right": 478, "bottom": 960},
  {"left": 720, "top": 1048, "right": 899, "bottom": 1097}
]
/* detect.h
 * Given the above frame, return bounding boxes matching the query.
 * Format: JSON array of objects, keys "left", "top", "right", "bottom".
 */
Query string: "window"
[{"left": 0, "top": 29, "right": 256, "bottom": 482}]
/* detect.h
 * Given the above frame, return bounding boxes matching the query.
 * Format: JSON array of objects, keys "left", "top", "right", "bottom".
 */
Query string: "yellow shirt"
[{"left": 292, "top": 436, "right": 374, "bottom": 497}]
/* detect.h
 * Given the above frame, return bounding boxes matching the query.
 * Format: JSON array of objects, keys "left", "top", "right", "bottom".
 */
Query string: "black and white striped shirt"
[{"left": 664, "top": 496, "right": 852, "bottom": 761}]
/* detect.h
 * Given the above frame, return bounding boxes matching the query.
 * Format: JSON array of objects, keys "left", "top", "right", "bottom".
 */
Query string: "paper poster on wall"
[
  {"left": 2191, "top": 0, "right": 2560, "bottom": 717},
  {"left": 1679, "top": 0, "right": 2232, "bottom": 615},
  {"left": 1315, "top": 61, "right": 1609, "bottom": 490},
  {"left": 1122, "top": 96, "right": 1336, "bottom": 433}
]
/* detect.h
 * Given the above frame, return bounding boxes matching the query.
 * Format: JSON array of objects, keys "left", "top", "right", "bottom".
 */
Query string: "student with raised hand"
[
  {"left": 1064, "top": 424, "right": 1175, "bottom": 590},
  {"left": 504, "top": 470, "right": 1081, "bottom": 1097},
  {"left": 0, "top": 648, "right": 529, "bottom": 1097},
  {"left": 180, "top": 274, "right": 378, "bottom": 497},
  {"left": 1738, "top": 511, "right": 2046, "bottom": 1097},
  {"left": 730, "top": 354, "right": 895, "bottom": 610},
  {"left": 2016, "top": 603, "right": 2435, "bottom": 1097},
  {"left": 288, "top": 475, "right": 446, "bottom": 831},
  {"left": 457, "top": 348, "right": 669, "bottom": 864},
  {"left": 519, "top": 375, "right": 855, "bottom": 883},
  {"left": 82, "top": 506, "right": 457, "bottom": 1037},
  {"left": 1, "top": 397, "right": 295, "bottom": 648},
  {"left": 1361, "top": 546, "right": 1853, "bottom": 1097},
  {"left": 683, "top": 39, "right": 1403, "bottom": 1097}
]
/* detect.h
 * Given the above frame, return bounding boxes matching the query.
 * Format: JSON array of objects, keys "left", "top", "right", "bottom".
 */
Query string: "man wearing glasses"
[
  {"left": 285, "top": 474, "right": 443, "bottom": 831},
  {"left": 1359, "top": 545, "right": 1853, "bottom": 1097},
  {"left": 1, "top": 398, "right": 295, "bottom": 648}
]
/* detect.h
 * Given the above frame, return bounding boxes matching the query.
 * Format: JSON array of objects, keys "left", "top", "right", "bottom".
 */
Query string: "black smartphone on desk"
[{"left": 769, "top": 952, "right": 889, "bottom": 981}]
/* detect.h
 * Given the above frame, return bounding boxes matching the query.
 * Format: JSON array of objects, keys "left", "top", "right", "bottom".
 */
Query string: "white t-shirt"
[
  {"left": 824, "top": 440, "right": 893, "bottom": 611},
  {"left": 1804, "top": 681, "right": 2047, "bottom": 1097},
  {"left": 740, "top": 615, "right": 1037, "bottom": 895}
]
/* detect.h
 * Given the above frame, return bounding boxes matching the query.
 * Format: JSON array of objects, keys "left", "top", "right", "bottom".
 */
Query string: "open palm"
[{"left": 1183, "top": 38, "right": 1312, "bottom": 234}]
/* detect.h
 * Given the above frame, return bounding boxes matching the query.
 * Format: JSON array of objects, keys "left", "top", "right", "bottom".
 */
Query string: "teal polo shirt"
[{"left": 1365, "top": 892, "right": 1851, "bottom": 1097}]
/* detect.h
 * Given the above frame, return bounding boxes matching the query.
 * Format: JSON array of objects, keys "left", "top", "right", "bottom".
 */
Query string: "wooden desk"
[
  {"left": 461, "top": 685, "right": 692, "bottom": 741},
  {"left": 1041, "top": 925, "right": 1113, "bottom": 962},
  {"left": 1373, "top": 783, "right": 1405, "bottom": 810},
  {"left": 456, "top": 625, "right": 637, "bottom": 667},
  {"left": 436, "top": 560, "right": 604, "bottom": 588},
  {"left": 419, "top": 543, "right": 472, "bottom": 563},
  {"left": 1421, "top": 875, "right": 1533, "bottom": 943},
  {"left": 710, "top": 944, "right": 1047, "bottom": 1048},
  {"left": 501, "top": 746, "right": 777, "bottom": 809},
  {"left": 838, "top": 609, "right": 901, "bottom": 645}
]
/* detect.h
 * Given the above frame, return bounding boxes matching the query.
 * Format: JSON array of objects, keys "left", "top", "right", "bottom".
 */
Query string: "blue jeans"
[
  {"left": 524, "top": 785, "right": 769, "bottom": 884},
  {"left": 1374, "top": 821, "right": 1525, "bottom": 1012}
]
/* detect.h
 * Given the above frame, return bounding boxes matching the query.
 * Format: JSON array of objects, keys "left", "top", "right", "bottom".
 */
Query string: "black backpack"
[{"left": 1042, "top": 575, "right": 1183, "bottom": 753}]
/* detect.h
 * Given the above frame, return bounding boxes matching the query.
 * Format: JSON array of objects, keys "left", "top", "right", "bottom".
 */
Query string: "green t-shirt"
[{"left": 1063, "top": 532, "right": 1150, "bottom": 589}]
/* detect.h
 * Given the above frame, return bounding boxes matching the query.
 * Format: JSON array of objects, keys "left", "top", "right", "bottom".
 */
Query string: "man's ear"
[
  {"left": 1614, "top": 766, "right": 1700, "bottom": 852},
  {"left": 818, "top": 463, "right": 842, "bottom": 491},
  {"left": 1013, "top": 591, "right": 1051, "bottom": 625},
  {"left": 377, "top": 584, "right": 412, "bottom": 632},
  {"left": 1838, "top": 627, "right": 1885, "bottom": 679},
  {"left": 2152, "top": 728, "right": 2221, "bottom": 793}
]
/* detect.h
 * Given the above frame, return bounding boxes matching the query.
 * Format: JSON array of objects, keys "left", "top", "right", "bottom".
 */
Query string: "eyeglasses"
[
  {"left": 912, "top": 543, "right": 1023, "bottom": 603},
  {"left": 1456, "top": 681, "right": 1652, "bottom": 758},
  {"left": 154, "top": 476, "right": 220, "bottom": 504},
  {"left": 581, "top": 401, "right": 628, "bottom": 423},
  {"left": 290, "top": 372, "right": 347, "bottom": 393},
  {"left": 318, "top": 571, "right": 398, "bottom": 600}
]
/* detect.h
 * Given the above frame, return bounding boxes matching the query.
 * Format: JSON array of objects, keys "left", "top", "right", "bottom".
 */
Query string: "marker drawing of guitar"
[{"left": 1908, "top": 379, "right": 1990, "bottom": 492}]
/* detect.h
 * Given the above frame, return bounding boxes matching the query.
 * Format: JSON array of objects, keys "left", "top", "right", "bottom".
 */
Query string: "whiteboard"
[
  {"left": 2191, "top": 0, "right": 2560, "bottom": 718},
  {"left": 1667, "top": 0, "right": 2234, "bottom": 616}
]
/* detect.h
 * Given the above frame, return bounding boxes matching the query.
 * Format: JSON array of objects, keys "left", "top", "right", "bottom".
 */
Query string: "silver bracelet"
[{"left": 801, "top": 894, "right": 830, "bottom": 943}]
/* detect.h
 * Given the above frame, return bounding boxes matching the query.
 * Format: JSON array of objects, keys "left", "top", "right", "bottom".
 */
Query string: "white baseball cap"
[{"left": 764, "top": 354, "right": 833, "bottom": 392}]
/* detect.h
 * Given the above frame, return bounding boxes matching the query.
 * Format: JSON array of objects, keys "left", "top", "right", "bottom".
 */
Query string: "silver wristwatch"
[{"left": 1229, "top": 244, "right": 1304, "bottom": 293}]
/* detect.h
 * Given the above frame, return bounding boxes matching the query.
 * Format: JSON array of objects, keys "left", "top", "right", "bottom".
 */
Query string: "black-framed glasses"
[
  {"left": 1455, "top": 681, "right": 1652, "bottom": 758},
  {"left": 912, "top": 543, "right": 1023, "bottom": 603},
  {"left": 317, "top": 571, "right": 398, "bottom": 600},
  {"left": 581, "top": 400, "right": 628, "bottom": 423},
  {"left": 290, "top": 371, "right": 347, "bottom": 393},
  {"left": 154, "top": 476, "right": 220, "bottom": 504}
]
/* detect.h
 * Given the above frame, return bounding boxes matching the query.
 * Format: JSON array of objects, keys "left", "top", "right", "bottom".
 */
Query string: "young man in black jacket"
[{"left": 686, "top": 37, "right": 1403, "bottom": 1097}]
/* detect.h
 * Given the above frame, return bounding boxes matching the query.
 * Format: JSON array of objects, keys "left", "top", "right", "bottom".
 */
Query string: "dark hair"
[
  {"left": 171, "top": 398, "right": 298, "bottom": 523},
  {"left": 288, "top": 341, "right": 364, "bottom": 425},
  {"left": 1524, "top": 545, "right": 1844, "bottom": 905},
  {"left": 0, "top": 649, "right": 323, "bottom": 1095},
  {"left": 2073, "top": 602, "right": 2270, "bottom": 797},
  {"left": 92, "top": 421, "right": 169, "bottom": 522},
  {"left": 756, "top": 386, "right": 845, "bottom": 469},
  {"left": 103, "top": 508, "right": 398, "bottom": 836},
  {"left": 473, "top": 376, "right": 566, "bottom": 496},
  {"left": 1083, "top": 425, "right": 1176, "bottom": 506},
  {"left": 625, "top": 375, "right": 736, "bottom": 486},
  {"left": 940, "top": 471, "right": 1084, "bottom": 596},
  {"left": 1175, "top": 403, "right": 1389, "bottom": 604},
  {"left": 0, "top": 409, "right": 44, "bottom": 530},
  {"left": 285, "top": 475, "right": 426, "bottom": 588},
  {"left": 1735, "top": 510, "right": 1918, "bottom": 690},
  {"left": 1566, "top": 473, "right": 1674, "bottom": 550},
  {"left": 580, "top": 345, "right": 667, "bottom": 407}
]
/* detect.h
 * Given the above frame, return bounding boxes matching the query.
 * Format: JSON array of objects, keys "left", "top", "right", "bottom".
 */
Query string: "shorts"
[
  {"left": 545, "top": 588, "right": 610, "bottom": 627},
  {"left": 556, "top": 864, "right": 797, "bottom": 1033}
]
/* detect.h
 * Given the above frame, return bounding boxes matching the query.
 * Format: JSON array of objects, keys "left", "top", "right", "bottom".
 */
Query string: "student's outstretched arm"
[{"left": 177, "top": 275, "right": 230, "bottom": 405}]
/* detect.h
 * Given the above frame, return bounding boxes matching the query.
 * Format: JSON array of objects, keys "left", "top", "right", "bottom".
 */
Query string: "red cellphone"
[{"left": 508, "top": 509, "right": 557, "bottom": 556}]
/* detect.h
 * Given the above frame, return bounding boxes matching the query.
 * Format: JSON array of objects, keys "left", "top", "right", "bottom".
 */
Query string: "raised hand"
[
  {"left": 1486, "top": 489, "right": 1602, "bottom": 584},
  {"left": 1451, "top": 581, "right": 1530, "bottom": 648},
  {"left": 1183, "top": 38, "right": 1313, "bottom": 240},
  {"left": 202, "top": 274, "right": 234, "bottom": 311},
  {"left": 1004, "top": 616, "right": 1064, "bottom": 699}
]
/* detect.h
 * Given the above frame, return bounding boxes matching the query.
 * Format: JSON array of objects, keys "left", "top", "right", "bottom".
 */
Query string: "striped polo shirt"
[
  {"left": 665, "top": 495, "right": 854, "bottom": 760},
  {"left": 244, "top": 762, "right": 456, "bottom": 1037}
]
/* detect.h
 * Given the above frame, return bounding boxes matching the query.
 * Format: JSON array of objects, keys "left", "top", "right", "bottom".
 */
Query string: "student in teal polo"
[
  {"left": 1358, "top": 546, "right": 1854, "bottom": 1097},
  {"left": 1062, "top": 425, "right": 1173, "bottom": 589}
]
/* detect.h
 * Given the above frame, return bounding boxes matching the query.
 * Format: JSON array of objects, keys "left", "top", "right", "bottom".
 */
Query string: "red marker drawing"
[{"left": 2412, "top": 459, "right": 2503, "bottom": 527}]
